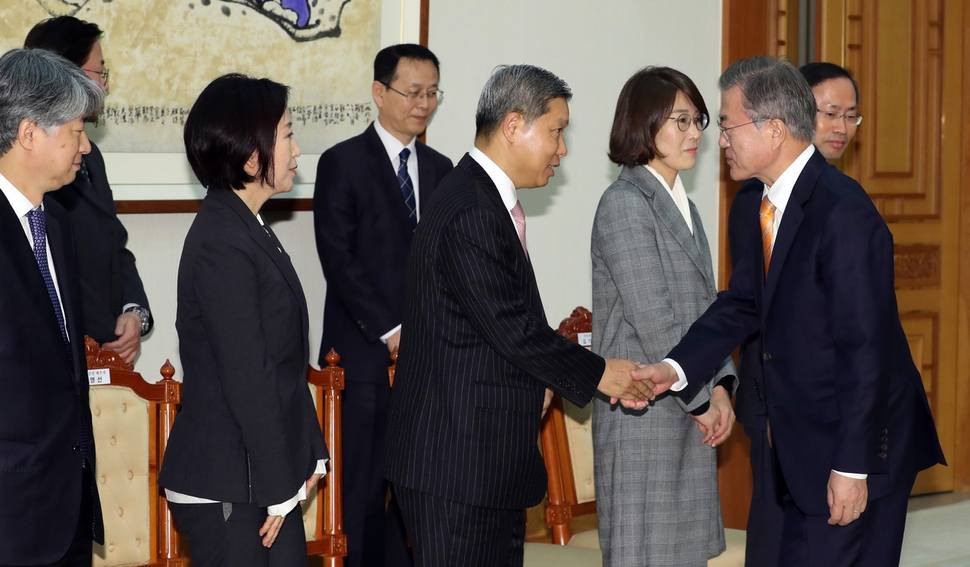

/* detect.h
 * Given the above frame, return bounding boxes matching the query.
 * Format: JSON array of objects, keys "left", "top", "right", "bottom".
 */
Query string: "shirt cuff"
[
  {"left": 380, "top": 325, "right": 402, "bottom": 344},
  {"left": 267, "top": 458, "right": 330, "bottom": 517},
  {"left": 661, "top": 358, "right": 689, "bottom": 392},
  {"left": 832, "top": 470, "right": 868, "bottom": 479}
]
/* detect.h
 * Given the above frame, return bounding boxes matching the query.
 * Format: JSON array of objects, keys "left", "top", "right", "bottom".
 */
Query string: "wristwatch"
[{"left": 124, "top": 305, "right": 151, "bottom": 336}]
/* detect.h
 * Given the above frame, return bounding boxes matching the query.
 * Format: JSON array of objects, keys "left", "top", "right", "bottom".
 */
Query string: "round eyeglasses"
[
  {"left": 817, "top": 109, "right": 863, "bottom": 126},
  {"left": 668, "top": 113, "right": 709, "bottom": 132},
  {"left": 383, "top": 83, "right": 444, "bottom": 105}
]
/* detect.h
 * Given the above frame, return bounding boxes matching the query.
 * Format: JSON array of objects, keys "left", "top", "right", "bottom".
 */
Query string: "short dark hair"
[
  {"left": 374, "top": 44, "right": 440, "bottom": 85},
  {"left": 799, "top": 62, "right": 859, "bottom": 103},
  {"left": 183, "top": 74, "right": 289, "bottom": 191},
  {"left": 474, "top": 65, "right": 572, "bottom": 141},
  {"left": 24, "top": 16, "right": 102, "bottom": 67},
  {"left": 608, "top": 67, "right": 709, "bottom": 167}
]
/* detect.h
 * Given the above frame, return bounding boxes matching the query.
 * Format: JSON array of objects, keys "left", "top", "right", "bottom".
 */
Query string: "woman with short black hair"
[
  {"left": 591, "top": 67, "right": 737, "bottom": 566},
  {"left": 159, "top": 73, "right": 328, "bottom": 566}
]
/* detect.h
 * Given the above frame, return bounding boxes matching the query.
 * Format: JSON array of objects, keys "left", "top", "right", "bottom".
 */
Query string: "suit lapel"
[
  {"left": 213, "top": 191, "right": 311, "bottom": 356},
  {"left": 416, "top": 143, "right": 437, "bottom": 215},
  {"left": 43, "top": 202, "right": 83, "bottom": 370},
  {"left": 364, "top": 124, "right": 415, "bottom": 240},
  {"left": 762, "top": 151, "right": 825, "bottom": 316},
  {"left": 622, "top": 166, "right": 712, "bottom": 288}
]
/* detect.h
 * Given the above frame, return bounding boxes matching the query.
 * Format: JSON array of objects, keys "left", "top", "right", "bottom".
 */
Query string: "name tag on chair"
[
  {"left": 577, "top": 332, "right": 592, "bottom": 347},
  {"left": 88, "top": 368, "right": 111, "bottom": 385}
]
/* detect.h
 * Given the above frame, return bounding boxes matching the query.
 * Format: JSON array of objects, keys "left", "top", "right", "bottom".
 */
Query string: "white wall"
[{"left": 118, "top": 0, "right": 725, "bottom": 380}]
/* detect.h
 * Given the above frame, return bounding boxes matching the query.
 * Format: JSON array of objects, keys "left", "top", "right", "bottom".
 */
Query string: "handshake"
[{"left": 597, "top": 359, "right": 681, "bottom": 410}]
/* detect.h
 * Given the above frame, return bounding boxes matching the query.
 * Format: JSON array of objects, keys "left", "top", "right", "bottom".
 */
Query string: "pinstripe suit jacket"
[{"left": 385, "top": 154, "right": 605, "bottom": 510}]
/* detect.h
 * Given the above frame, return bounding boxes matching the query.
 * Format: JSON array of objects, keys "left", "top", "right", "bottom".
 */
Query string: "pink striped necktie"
[
  {"left": 511, "top": 200, "right": 528, "bottom": 256},
  {"left": 760, "top": 195, "right": 777, "bottom": 277}
]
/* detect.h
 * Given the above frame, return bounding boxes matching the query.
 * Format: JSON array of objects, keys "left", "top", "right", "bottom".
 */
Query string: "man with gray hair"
[
  {"left": 634, "top": 55, "right": 944, "bottom": 566},
  {"left": 385, "top": 64, "right": 651, "bottom": 565},
  {"left": 0, "top": 47, "right": 105, "bottom": 566}
]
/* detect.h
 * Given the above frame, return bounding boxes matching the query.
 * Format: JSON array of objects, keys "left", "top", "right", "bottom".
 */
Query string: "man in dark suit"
[
  {"left": 0, "top": 47, "right": 105, "bottom": 567},
  {"left": 731, "top": 61, "right": 864, "bottom": 567},
  {"left": 25, "top": 16, "right": 153, "bottom": 364},
  {"left": 385, "top": 64, "right": 652, "bottom": 567},
  {"left": 313, "top": 44, "right": 453, "bottom": 567},
  {"left": 637, "top": 56, "right": 945, "bottom": 567}
]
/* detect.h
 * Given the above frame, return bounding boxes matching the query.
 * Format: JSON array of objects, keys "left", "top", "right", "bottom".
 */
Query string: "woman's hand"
[
  {"left": 690, "top": 386, "right": 735, "bottom": 447},
  {"left": 259, "top": 514, "right": 285, "bottom": 547}
]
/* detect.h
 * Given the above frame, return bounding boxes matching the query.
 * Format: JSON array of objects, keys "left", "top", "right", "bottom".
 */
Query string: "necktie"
[
  {"left": 511, "top": 200, "right": 528, "bottom": 256},
  {"left": 27, "top": 208, "right": 70, "bottom": 348},
  {"left": 397, "top": 148, "right": 417, "bottom": 229},
  {"left": 77, "top": 159, "right": 91, "bottom": 185},
  {"left": 760, "top": 195, "right": 777, "bottom": 277}
]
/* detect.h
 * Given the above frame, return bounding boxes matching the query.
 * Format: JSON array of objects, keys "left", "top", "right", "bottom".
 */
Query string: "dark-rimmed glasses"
[{"left": 669, "top": 113, "right": 709, "bottom": 132}]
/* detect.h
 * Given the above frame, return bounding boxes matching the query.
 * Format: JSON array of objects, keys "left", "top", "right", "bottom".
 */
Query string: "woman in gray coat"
[{"left": 591, "top": 67, "right": 737, "bottom": 566}]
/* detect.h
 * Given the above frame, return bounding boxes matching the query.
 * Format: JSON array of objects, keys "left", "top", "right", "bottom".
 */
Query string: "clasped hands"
[{"left": 597, "top": 359, "right": 682, "bottom": 410}]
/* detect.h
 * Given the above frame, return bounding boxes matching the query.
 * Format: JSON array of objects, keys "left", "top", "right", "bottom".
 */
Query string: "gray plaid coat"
[{"left": 591, "top": 165, "right": 736, "bottom": 567}]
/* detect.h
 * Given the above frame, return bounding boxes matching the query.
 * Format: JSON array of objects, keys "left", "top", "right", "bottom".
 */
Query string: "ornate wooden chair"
[
  {"left": 85, "top": 337, "right": 183, "bottom": 567},
  {"left": 303, "top": 349, "right": 348, "bottom": 566}
]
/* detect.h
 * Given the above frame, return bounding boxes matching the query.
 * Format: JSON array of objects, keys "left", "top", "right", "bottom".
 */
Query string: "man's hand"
[
  {"left": 598, "top": 358, "right": 654, "bottom": 410},
  {"left": 631, "top": 361, "right": 679, "bottom": 396},
  {"left": 102, "top": 312, "right": 142, "bottom": 363},
  {"left": 385, "top": 329, "right": 402, "bottom": 354},
  {"left": 541, "top": 388, "right": 555, "bottom": 419},
  {"left": 259, "top": 513, "right": 285, "bottom": 547},
  {"left": 827, "top": 472, "right": 868, "bottom": 526},
  {"left": 302, "top": 473, "right": 323, "bottom": 504},
  {"left": 690, "top": 386, "right": 735, "bottom": 447}
]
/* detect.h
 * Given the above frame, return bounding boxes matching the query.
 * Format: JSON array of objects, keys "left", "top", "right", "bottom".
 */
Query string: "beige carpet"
[{"left": 900, "top": 500, "right": 970, "bottom": 566}]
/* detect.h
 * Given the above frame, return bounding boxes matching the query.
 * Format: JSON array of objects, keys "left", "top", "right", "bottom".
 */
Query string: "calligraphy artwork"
[{"left": 3, "top": 0, "right": 380, "bottom": 153}]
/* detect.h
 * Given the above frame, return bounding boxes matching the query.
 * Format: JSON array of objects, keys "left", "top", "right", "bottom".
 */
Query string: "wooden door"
[{"left": 816, "top": 0, "right": 964, "bottom": 495}]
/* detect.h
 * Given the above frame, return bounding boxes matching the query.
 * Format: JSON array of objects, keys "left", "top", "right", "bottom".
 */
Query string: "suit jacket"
[
  {"left": 158, "top": 190, "right": 327, "bottom": 507},
  {"left": 667, "top": 149, "right": 945, "bottom": 514},
  {"left": 385, "top": 154, "right": 605, "bottom": 510},
  {"left": 313, "top": 123, "right": 453, "bottom": 382},
  {"left": 0, "top": 192, "right": 103, "bottom": 564},
  {"left": 48, "top": 142, "right": 152, "bottom": 345},
  {"left": 728, "top": 182, "right": 768, "bottom": 431}
]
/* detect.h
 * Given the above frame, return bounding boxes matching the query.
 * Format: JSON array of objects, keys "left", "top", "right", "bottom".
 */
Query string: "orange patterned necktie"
[{"left": 760, "top": 195, "right": 777, "bottom": 277}]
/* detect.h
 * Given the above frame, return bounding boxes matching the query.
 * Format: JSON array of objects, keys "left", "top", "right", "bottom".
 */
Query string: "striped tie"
[
  {"left": 398, "top": 148, "right": 417, "bottom": 229},
  {"left": 760, "top": 195, "right": 777, "bottom": 278}
]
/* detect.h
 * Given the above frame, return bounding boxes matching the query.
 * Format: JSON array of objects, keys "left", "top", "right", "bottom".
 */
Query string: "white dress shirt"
[
  {"left": 469, "top": 147, "right": 519, "bottom": 225},
  {"left": 0, "top": 173, "right": 69, "bottom": 341}
]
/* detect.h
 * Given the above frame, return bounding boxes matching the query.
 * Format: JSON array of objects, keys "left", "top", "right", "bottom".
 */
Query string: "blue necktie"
[
  {"left": 398, "top": 148, "right": 417, "bottom": 229},
  {"left": 27, "top": 208, "right": 69, "bottom": 349}
]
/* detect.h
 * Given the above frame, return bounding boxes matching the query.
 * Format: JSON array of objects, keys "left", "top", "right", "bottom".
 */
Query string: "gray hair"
[
  {"left": 475, "top": 64, "right": 572, "bottom": 140},
  {"left": 0, "top": 48, "right": 104, "bottom": 156},
  {"left": 718, "top": 56, "right": 816, "bottom": 143}
]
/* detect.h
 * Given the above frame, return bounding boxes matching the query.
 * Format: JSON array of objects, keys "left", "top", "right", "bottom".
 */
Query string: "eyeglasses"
[
  {"left": 383, "top": 83, "right": 443, "bottom": 104},
  {"left": 82, "top": 67, "right": 109, "bottom": 84},
  {"left": 717, "top": 119, "right": 766, "bottom": 138},
  {"left": 817, "top": 109, "right": 863, "bottom": 126},
  {"left": 669, "top": 113, "right": 709, "bottom": 132}
]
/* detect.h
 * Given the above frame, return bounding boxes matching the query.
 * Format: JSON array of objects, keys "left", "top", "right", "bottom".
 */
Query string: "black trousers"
[
  {"left": 342, "top": 381, "right": 412, "bottom": 567},
  {"left": 394, "top": 485, "right": 526, "bottom": 567},
  {"left": 745, "top": 426, "right": 785, "bottom": 567},
  {"left": 169, "top": 500, "right": 306, "bottom": 567}
]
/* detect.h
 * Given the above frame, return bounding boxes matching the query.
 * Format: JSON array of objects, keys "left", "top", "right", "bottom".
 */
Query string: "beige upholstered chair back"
[{"left": 85, "top": 337, "right": 183, "bottom": 567}]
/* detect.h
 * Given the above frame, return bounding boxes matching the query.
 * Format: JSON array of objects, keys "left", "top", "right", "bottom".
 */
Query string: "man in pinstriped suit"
[{"left": 385, "top": 64, "right": 652, "bottom": 567}]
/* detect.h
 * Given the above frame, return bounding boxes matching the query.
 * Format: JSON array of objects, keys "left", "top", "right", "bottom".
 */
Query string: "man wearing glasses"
[
  {"left": 729, "top": 61, "right": 862, "bottom": 567},
  {"left": 636, "top": 56, "right": 943, "bottom": 567},
  {"left": 24, "top": 16, "right": 153, "bottom": 365},
  {"left": 312, "top": 43, "right": 453, "bottom": 567}
]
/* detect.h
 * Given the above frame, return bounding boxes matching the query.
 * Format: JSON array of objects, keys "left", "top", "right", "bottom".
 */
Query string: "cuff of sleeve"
[
  {"left": 689, "top": 402, "right": 711, "bottom": 416},
  {"left": 314, "top": 458, "right": 329, "bottom": 476},
  {"left": 832, "top": 470, "right": 868, "bottom": 479},
  {"left": 380, "top": 325, "right": 402, "bottom": 344},
  {"left": 715, "top": 375, "right": 737, "bottom": 397},
  {"left": 267, "top": 491, "right": 301, "bottom": 518},
  {"left": 662, "top": 358, "right": 688, "bottom": 392}
]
